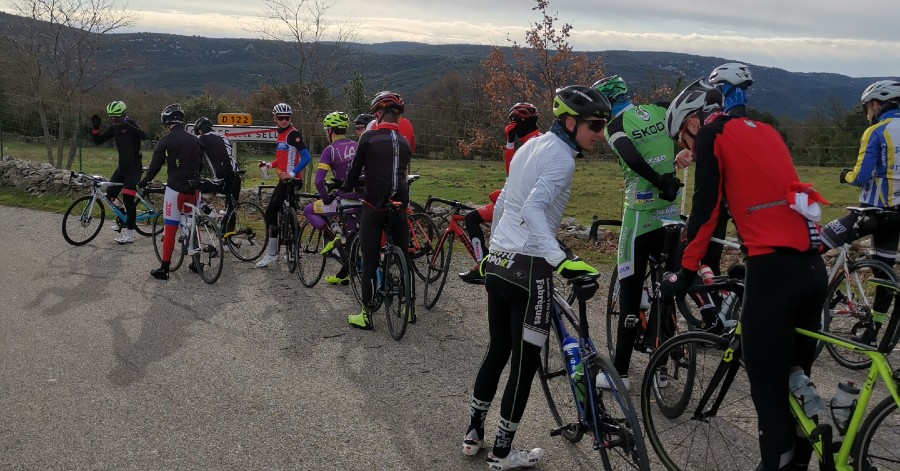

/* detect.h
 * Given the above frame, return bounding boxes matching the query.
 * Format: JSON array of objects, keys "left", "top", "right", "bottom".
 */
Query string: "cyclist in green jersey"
[{"left": 593, "top": 75, "right": 685, "bottom": 388}]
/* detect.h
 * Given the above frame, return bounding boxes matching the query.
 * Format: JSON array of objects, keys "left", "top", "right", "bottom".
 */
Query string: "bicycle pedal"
[
  {"left": 549, "top": 423, "right": 578, "bottom": 437},
  {"left": 624, "top": 314, "right": 639, "bottom": 329}
]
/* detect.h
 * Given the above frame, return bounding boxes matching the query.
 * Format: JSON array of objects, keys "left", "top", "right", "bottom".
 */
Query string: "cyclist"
[
  {"left": 255, "top": 103, "right": 312, "bottom": 268},
  {"left": 342, "top": 91, "right": 412, "bottom": 330},
  {"left": 458, "top": 102, "right": 540, "bottom": 284},
  {"left": 193, "top": 117, "right": 240, "bottom": 231},
  {"left": 662, "top": 83, "right": 827, "bottom": 471},
  {"left": 354, "top": 113, "right": 375, "bottom": 136},
  {"left": 591, "top": 75, "right": 683, "bottom": 389},
  {"left": 90, "top": 100, "right": 148, "bottom": 244},
  {"left": 462, "top": 85, "right": 608, "bottom": 470},
  {"left": 820, "top": 79, "right": 900, "bottom": 344},
  {"left": 366, "top": 91, "right": 416, "bottom": 153},
  {"left": 302, "top": 111, "right": 360, "bottom": 285},
  {"left": 139, "top": 104, "right": 205, "bottom": 280}
]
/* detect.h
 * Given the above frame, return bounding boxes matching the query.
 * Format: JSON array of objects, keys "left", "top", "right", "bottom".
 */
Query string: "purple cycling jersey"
[{"left": 316, "top": 138, "right": 358, "bottom": 200}]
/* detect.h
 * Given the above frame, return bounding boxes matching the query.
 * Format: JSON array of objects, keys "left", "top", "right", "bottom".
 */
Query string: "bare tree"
[
  {"left": 0, "top": 0, "right": 137, "bottom": 168},
  {"left": 248, "top": 0, "right": 358, "bottom": 136}
]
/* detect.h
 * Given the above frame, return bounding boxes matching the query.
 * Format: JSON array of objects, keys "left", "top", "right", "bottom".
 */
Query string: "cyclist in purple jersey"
[{"left": 301, "top": 112, "right": 361, "bottom": 285}]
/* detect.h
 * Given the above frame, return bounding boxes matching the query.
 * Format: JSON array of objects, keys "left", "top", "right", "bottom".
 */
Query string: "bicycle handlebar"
[
  {"left": 424, "top": 195, "right": 476, "bottom": 213},
  {"left": 673, "top": 278, "right": 744, "bottom": 329}
]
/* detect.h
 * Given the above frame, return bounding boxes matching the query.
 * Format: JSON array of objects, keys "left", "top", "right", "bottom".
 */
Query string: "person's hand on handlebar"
[{"left": 661, "top": 269, "right": 696, "bottom": 297}]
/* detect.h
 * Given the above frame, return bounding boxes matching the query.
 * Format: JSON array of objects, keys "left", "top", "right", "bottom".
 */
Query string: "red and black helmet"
[
  {"left": 508, "top": 102, "right": 538, "bottom": 121},
  {"left": 370, "top": 91, "right": 405, "bottom": 114}
]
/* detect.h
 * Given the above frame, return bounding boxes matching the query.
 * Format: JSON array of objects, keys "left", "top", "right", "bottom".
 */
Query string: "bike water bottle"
[
  {"left": 561, "top": 335, "right": 585, "bottom": 402},
  {"left": 259, "top": 161, "right": 270, "bottom": 179},
  {"left": 830, "top": 380, "right": 860, "bottom": 435},
  {"left": 639, "top": 287, "right": 651, "bottom": 312},
  {"left": 789, "top": 366, "right": 825, "bottom": 417},
  {"left": 719, "top": 292, "right": 739, "bottom": 328}
]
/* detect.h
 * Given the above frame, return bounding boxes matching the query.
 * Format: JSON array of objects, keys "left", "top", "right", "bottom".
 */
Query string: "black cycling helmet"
[
  {"left": 354, "top": 113, "right": 376, "bottom": 127},
  {"left": 552, "top": 85, "right": 612, "bottom": 120},
  {"left": 160, "top": 103, "right": 185, "bottom": 125},
  {"left": 193, "top": 117, "right": 214, "bottom": 135}
]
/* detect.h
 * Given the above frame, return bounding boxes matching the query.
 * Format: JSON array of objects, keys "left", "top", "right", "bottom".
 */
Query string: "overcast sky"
[{"left": 3, "top": 0, "right": 898, "bottom": 77}]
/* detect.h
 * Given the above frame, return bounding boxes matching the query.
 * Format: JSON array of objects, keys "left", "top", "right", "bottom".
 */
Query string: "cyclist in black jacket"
[
  {"left": 90, "top": 101, "right": 148, "bottom": 244},
  {"left": 342, "top": 91, "right": 412, "bottom": 330},
  {"left": 139, "top": 104, "right": 205, "bottom": 280},
  {"left": 193, "top": 117, "right": 240, "bottom": 230}
]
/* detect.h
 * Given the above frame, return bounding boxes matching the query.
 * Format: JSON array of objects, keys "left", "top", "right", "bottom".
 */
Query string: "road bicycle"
[
  {"left": 821, "top": 206, "right": 900, "bottom": 369},
  {"left": 295, "top": 181, "right": 363, "bottom": 288},
  {"left": 419, "top": 196, "right": 481, "bottom": 309},
  {"left": 214, "top": 170, "right": 267, "bottom": 262},
  {"left": 150, "top": 181, "right": 224, "bottom": 284},
  {"left": 641, "top": 277, "right": 900, "bottom": 471},
  {"left": 62, "top": 171, "right": 163, "bottom": 245},
  {"left": 538, "top": 269, "right": 651, "bottom": 470},
  {"left": 345, "top": 200, "right": 414, "bottom": 340}
]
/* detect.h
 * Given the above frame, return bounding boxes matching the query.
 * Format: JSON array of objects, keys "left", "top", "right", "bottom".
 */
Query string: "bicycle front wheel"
[
  {"left": 348, "top": 233, "right": 383, "bottom": 312},
  {"left": 423, "top": 232, "right": 453, "bottom": 310},
  {"left": 383, "top": 245, "right": 411, "bottom": 341},
  {"left": 822, "top": 258, "right": 898, "bottom": 369},
  {"left": 587, "top": 353, "right": 651, "bottom": 471},
  {"left": 296, "top": 220, "right": 326, "bottom": 288},
  {"left": 854, "top": 395, "right": 900, "bottom": 470},
  {"left": 606, "top": 269, "right": 622, "bottom": 361},
  {"left": 282, "top": 208, "right": 299, "bottom": 273},
  {"left": 226, "top": 201, "right": 266, "bottom": 261},
  {"left": 193, "top": 216, "right": 224, "bottom": 284},
  {"left": 641, "top": 332, "right": 758, "bottom": 471},
  {"left": 62, "top": 195, "right": 105, "bottom": 246}
]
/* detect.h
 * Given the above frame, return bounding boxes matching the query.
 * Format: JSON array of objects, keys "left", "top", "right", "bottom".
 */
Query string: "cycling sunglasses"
[
  {"left": 583, "top": 118, "right": 607, "bottom": 133},
  {"left": 275, "top": 115, "right": 292, "bottom": 122}
]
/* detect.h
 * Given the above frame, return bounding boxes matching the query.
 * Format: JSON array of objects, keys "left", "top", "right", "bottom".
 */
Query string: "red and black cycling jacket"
[
  {"left": 344, "top": 122, "right": 412, "bottom": 209},
  {"left": 504, "top": 129, "right": 540, "bottom": 174},
  {"left": 682, "top": 115, "right": 819, "bottom": 270}
]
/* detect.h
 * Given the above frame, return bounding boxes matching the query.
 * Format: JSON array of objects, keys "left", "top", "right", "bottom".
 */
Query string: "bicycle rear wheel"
[
  {"left": 423, "top": 232, "right": 453, "bottom": 310},
  {"left": 538, "top": 312, "right": 584, "bottom": 444},
  {"left": 226, "top": 201, "right": 266, "bottom": 261},
  {"left": 152, "top": 212, "right": 186, "bottom": 271},
  {"left": 606, "top": 269, "right": 622, "bottom": 361},
  {"left": 193, "top": 216, "right": 224, "bottom": 284},
  {"left": 348, "top": 233, "right": 383, "bottom": 312},
  {"left": 383, "top": 245, "right": 411, "bottom": 340},
  {"left": 854, "top": 395, "right": 900, "bottom": 469},
  {"left": 586, "top": 353, "right": 650, "bottom": 470},
  {"left": 62, "top": 195, "right": 105, "bottom": 246},
  {"left": 822, "top": 258, "right": 898, "bottom": 369},
  {"left": 296, "top": 220, "right": 326, "bottom": 287},
  {"left": 134, "top": 191, "right": 161, "bottom": 237},
  {"left": 641, "top": 331, "right": 758, "bottom": 471}
]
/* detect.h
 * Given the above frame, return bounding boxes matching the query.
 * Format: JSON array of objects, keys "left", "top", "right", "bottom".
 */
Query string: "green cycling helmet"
[
  {"left": 592, "top": 75, "right": 628, "bottom": 104},
  {"left": 552, "top": 85, "right": 611, "bottom": 119},
  {"left": 106, "top": 101, "right": 127, "bottom": 117},
  {"left": 323, "top": 111, "right": 350, "bottom": 130}
]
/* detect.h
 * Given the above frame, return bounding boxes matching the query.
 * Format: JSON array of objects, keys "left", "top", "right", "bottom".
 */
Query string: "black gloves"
[
  {"left": 90, "top": 114, "right": 101, "bottom": 131},
  {"left": 661, "top": 269, "right": 696, "bottom": 298},
  {"left": 657, "top": 172, "right": 682, "bottom": 202},
  {"left": 839, "top": 168, "right": 851, "bottom": 184}
]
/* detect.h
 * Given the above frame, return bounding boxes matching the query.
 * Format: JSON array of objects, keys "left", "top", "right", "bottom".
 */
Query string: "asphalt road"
[
  {"left": 2, "top": 205, "right": 892, "bottom": 470},
  {"left": 0, "top": 205, "right": 624, "bottom": 470}
]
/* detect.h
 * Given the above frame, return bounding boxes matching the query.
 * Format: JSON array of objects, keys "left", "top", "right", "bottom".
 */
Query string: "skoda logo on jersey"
[{"left": 633, "top": 108, "right": 651, "bottom": 121}]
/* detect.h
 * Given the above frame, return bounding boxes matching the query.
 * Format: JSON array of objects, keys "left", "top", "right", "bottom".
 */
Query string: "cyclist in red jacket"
[{"left": 458, "top": 102, "right": 540, "bottom": 284}]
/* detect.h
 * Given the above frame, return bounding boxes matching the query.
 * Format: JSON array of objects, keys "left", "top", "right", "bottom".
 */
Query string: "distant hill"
[{"left": 0, "top": 11, "right": 889, "bottom": 120}]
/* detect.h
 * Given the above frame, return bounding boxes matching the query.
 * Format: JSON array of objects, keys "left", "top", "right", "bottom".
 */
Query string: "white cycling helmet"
[
  {"left": 272, "top": 103, "right": 293, "bottom": 115},
  {"left": 860, "top": 80, "right": 900, "bottom": 104},
  {"left": 665, "top": 79, "right": 721, "bottom": 140},
  {"left": 708, "top": 63, "right": 754, "bottom": 88}
]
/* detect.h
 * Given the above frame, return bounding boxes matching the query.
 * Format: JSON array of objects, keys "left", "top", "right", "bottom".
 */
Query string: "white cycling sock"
[{"left": 267, "top": 237, "right": 278, "bottom": 256}]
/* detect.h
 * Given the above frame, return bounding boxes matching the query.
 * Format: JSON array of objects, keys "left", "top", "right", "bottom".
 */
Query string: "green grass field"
[{"left": 4, "top": 139, "right": 855, "bottom": 225}]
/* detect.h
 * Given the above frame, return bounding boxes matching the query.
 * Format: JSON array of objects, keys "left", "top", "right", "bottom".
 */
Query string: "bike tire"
[
  {"left": 408, "top": 200, "right": 425, "bottom": 214},
  {"left": 348, "top": 233, "right": 383, "bottom": 312},
  {"left": 283, "top": 208, "right": 299, "bottom": 273},
  {"left": 822, "top": 258, "right": 898, "bottom": 369},
  {"left": 853, "top": 395, "right": 900, "bottom": 470},
  {"left": 383, "top": 245, "right": 411, "bottom": 341},
  {"left": 605, "top": 269, "right": 622, "bottom": 361},
  {"left": 62, "top": 195, "right": 105, "bottom": 246},
  {"left": 538, "top": 311, "right": 584, "bottom": 444},
  {"left": 193, "top": 216, "right": 224, "bottom": 284},
  {"left": 641, "top": 331, "right": 757, "bottom": 471},
  {"left": 152, "top": 212, "right": 165, "bottom": 263},
  {"left": 133, "top": 191, "right": 161, "bottom": 237},
  {"left": 423, "top": 232, "right": 453, "bottom": 310},
  {"left": 408, "top": 213, "right": 441, "bottom": 283},
  {"left": 297, "top": 219, "right": 326, "bottom": 288},
  {"left": 587, "top": 353, "right": 651, "bottom": 471},
  {"left": 226, "top": 201, "right": 267, "bottom": 261}
]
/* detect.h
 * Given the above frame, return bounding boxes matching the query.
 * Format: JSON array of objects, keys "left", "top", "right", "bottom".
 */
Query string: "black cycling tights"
[
  {"left": 358, "top": 204, "right": 408, "bottom": 309},
  {"left": 470, "top": 276, "right": 542, "bottom": 457},
  {"left": 742, "top": 250, "right": 826, "bottom": 470}
]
